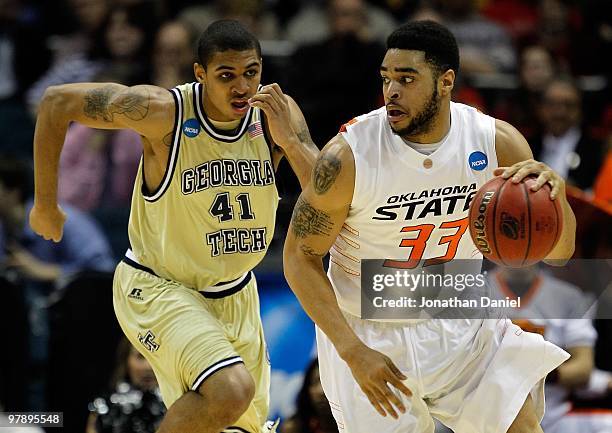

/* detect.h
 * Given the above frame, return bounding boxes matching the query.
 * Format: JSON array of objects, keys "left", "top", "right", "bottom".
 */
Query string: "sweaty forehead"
[
  {"left": 381, "top": 49, "right": 427, "bottom": 71},
  {"left": 207, "top": 49, "right": 261, "bottom": 70}
]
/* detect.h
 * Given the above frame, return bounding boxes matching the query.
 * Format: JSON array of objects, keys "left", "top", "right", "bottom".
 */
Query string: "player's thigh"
[
  {"left": 316, "top": 325, "right": 434, "bottom": 433},
  {"left": 205, "top": 276, "right": 270, "bottom": 427},
  {"left": 507, "top": 395, "right": 543, "bottom": 433},
  {"left": 113, "top": 262, "right": 242, "bottom": 407}
]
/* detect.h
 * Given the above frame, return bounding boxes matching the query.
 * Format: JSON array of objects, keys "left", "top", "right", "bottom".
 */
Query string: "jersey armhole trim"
[
  {"left": 258, "top": 110, "right": 277, "bottom": 170},
  {"left": 142, "top": 88, "right": 183, "bottom": 202}
]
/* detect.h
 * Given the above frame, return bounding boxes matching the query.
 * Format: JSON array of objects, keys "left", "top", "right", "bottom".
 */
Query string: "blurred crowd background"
[{"left": 0, "top": 0, "right": 610, "bottom": 432}]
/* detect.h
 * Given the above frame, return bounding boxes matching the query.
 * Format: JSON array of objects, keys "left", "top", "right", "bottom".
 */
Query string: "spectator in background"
[
  {"left": 87, "top": 337, "right": 165, "bottom": 433},
  {"left": 489, "top": 266, "right": 603, "bottom": 433},
  {"left": 530, "top": 78, "right": 604, "bottom": 190},
  {"left": 178, "top": 0, "right": 280, "bottom": 40},
  {"left": 289, "top": 0, "right": 385, "bottom": 148},
  {"left": 0, "top": 0, "right": 50, "bottom": 159},
  {"left": 285, "top": 0, "right": 396, "bottom": 45},
  {"left": 281, "top": 359, "right": 335, "bottom": 433},
  {"left": 25, "top": 0, "right": 110, "bottom": 114},
  {"left": 438, "top": 0, "right": 516, "bottom": 74},
  {"left": 151, "top": 20, "right": 196, "bottom": 90},
  {"left": 0, "top": 157, "right": 115, "bottom": 284},
  {"left": 57, "top": 3, "right": 163, "bottom": 212},
  {"left": 494, "top": 45, "right": 556, "bottom": 138},
  {"left": 93, "top": 1, "right": 158, "bottom": 86}
]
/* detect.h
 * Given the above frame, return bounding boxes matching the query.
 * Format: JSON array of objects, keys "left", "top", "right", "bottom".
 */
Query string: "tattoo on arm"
[
  {"left": 313, "top": 153, "right": 341, "bottom": 194},
  {"left": 295, "top": 118, "right": 317, "bottom": 149},
  {"left": 300, "top": 245, "right": 327, "bottom": 257},
  {"left": 291, "top": 197, "right": 334, "bottom": 238},
  {"left": 84, "top": 85, "right": 150, "bottom": 122}
]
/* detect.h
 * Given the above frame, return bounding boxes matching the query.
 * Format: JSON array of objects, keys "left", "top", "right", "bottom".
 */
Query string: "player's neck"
[{"left": 401, "top": 102, "right": 451, "bottom": 144}]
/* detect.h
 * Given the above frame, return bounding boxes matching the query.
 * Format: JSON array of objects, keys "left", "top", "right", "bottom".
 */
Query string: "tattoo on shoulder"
[
  {"left": 84, "top": 85, "right": 150, "bottom": 122},
  {"left": 291, "top": 197, "right": 334, "bottom": 238},
  {"left": 313, "top": 152, "right": 341, "bottom": 194}
]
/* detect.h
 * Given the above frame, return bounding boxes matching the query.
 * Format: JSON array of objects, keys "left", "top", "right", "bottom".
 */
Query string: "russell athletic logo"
[
  {"left": 472, "top": 190, "right": 495, "bottom": 254},
  {"left": 469, "top": 151, "right": 488, "bottom": 171},
  {"left": 128, "top": 288, "right": 144, "bottom": 301},
  {"left": 182, "top": 118, "right": 201, "bottom": 138}
]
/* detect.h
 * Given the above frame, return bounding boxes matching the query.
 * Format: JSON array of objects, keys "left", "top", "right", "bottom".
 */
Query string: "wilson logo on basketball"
[
  {"left": 472, "top": 190, "right": 495, "bottom": 254},
  {"left": 500, "top": 213, "right": 520, "bottom": 240}
]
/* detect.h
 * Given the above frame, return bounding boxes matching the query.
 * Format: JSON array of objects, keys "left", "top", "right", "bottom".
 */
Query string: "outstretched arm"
[
  {"left": 30, "top": 83, "right": 174, "bottom": 241},
  {"left": 248, "top": 84, "right": 318, "bottom": 188},
  {"left": 284, "top": 134, "right": 411, "bottom": 419},
  {"left": 494, "top": 119, "right": 576, "bottom": 265}
]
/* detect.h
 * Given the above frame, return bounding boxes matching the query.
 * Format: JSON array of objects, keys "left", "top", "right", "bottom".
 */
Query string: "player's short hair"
[
  {"left": 197, "top": 20, "right": 261, "bottom": 67},
  {"left": 387, "top": 21, "right": 460, "bottom": 77}
]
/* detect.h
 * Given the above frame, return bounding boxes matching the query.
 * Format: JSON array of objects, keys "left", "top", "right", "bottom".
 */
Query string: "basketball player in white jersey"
[
  {"left": 284, "top": 21, "right": 577, "bottom": 433},
  {"left": 29, "top": 20, "right": 318, "bottom": 433}
]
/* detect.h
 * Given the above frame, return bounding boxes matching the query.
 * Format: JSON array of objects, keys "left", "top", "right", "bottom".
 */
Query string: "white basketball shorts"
[{"left": 316, "top": 316, "right": 569, "bottom": 433}]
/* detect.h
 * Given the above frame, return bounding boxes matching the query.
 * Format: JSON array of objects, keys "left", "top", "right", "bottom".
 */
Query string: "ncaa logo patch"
[
  {"left": 182, "top": 118, "right": 200, "bottom": 138},
  {"left": 469, "top": 151, "right": 488, "bottom": 171}
]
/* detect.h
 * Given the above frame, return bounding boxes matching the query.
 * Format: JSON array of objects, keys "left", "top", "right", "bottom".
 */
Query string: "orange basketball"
[{"left": 468, "top": 175, "right": 563, "bottom": 267}]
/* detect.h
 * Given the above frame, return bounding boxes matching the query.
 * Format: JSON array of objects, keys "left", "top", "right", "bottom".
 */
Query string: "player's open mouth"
[
  {"left": 387, "top": 107, "right": 408, "bottom": 123},
  {"left": 231, "top": 100, "right": 249, "bottom": 113}
]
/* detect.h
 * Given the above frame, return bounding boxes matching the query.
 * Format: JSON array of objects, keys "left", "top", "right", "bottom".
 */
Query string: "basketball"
[{"left": 468, "top": 175, "right": 563, "bottom": 267}]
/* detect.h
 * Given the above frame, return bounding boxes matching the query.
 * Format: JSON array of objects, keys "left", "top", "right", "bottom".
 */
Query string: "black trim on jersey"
[
  {"left": 142, "top": 88, "right": 183, "bottom": 202},
  {"left": 193, "top": 83, "right": 253, "bottom": 143},
  {"left": 122, "top": 256, "right": 159, "bottom": 277},
  {"left": 223, "top": 427, "right": 252, "bottom": 433},
  {"left": 258, "top": 110, "right": 277, "bottom": 169},
  {"left": 199, "top": 272, "right": 253, "bottom": 299},
  {"left": 191, "top": 356, "right": 244, "bottom": 391}
]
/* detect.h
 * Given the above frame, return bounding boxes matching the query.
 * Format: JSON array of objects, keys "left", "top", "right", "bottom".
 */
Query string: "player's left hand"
[
  {"left": 494, "top": 159, "right": 566, "bottom": 200},
  {"left": 248, "top": 83, "right": 296, "bottom": 150}
]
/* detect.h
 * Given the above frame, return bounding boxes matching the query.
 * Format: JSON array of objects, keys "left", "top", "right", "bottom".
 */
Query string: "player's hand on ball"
[
  {"left": 494, "top": 159, "right": 566, "bottom": 200},
  {"left": 29, "top": 203, "right": 67, "bottom": 242},
  {"left": 344, "top": 344, "right": 411, "bottom": 418},
  {"left": 248, "top": 83, "right": 295, "bottom": 149}
]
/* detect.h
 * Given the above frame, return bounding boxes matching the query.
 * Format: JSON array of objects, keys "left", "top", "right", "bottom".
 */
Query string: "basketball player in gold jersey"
[{"left": 29, "top": 20, "right": 318, "bottom": 433}]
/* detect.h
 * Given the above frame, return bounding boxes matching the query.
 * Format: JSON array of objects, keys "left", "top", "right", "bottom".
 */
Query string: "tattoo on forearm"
[
  {"left": 313, "top": 153, "right": 341, "bottom": 194},
  {"left": 300, "top": 245, "right": 326, "bottom": 257},
  {"left": 84, "top": 85, "right": 150, "bottom": 122},
  {"left": 291, "top": 197, "right": 334, "bottom": 238}
]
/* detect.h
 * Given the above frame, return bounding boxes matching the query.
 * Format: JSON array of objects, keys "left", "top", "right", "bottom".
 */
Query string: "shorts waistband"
[{"left": 122, "top": 249, "right": 253, "bottom": 299}]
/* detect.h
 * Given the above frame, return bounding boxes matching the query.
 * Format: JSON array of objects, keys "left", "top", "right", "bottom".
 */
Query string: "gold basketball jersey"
[{"left": 127, "top": 82, "right": 279, "bottom": 290}]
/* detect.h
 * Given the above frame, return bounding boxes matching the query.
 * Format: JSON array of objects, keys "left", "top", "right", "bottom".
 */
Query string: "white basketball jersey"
[{"left": 329, "top": 102, "right": 498, "bottom": 319}]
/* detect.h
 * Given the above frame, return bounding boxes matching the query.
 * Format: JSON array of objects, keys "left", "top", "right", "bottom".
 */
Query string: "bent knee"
[{"left": 197, "top": 363, "right": 255, "bottom": 422}]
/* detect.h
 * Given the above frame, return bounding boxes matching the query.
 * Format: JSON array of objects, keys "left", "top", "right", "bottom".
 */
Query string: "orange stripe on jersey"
[
  {"left": 342, "top": 223, "right": 359, "bottom": 236},
  {"left": 339, "top": 117, "right": 358, "bottom": 133},
  {"left": 330, "top": 256, "right": 360, "bottom": 276},
  {"left": 337, "top": 233, "right": 360, "bottom": 249},
  {"left": 331, "top": 245, "right": 359, "bottom": 263}
]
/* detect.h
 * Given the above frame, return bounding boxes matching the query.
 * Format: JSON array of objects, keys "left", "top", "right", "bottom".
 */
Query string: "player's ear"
[
  {"left": 194, "top": 63, "right": 207, "bottom": 84},
  {"left": 439, "top": 69, "right": 455, "bottom": 97}
]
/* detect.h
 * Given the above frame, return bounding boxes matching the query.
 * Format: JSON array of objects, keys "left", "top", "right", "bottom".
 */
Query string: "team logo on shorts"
[
  {"left": 182, "top": 118, "right": 201, "bottom": 138},
  {"left": 138, "top": 330, "right": 160, "bottom": 353},
  {"left": 469, "top": 151, "right": 488, "bottom": 171},
  {"left": 128, "top": 288, "right": 144, "bottom": 301}
]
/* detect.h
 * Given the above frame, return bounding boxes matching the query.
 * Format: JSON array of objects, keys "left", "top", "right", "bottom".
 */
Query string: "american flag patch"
[{"left": 248, "top": 121, "right": 263, "bottom": 139}]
